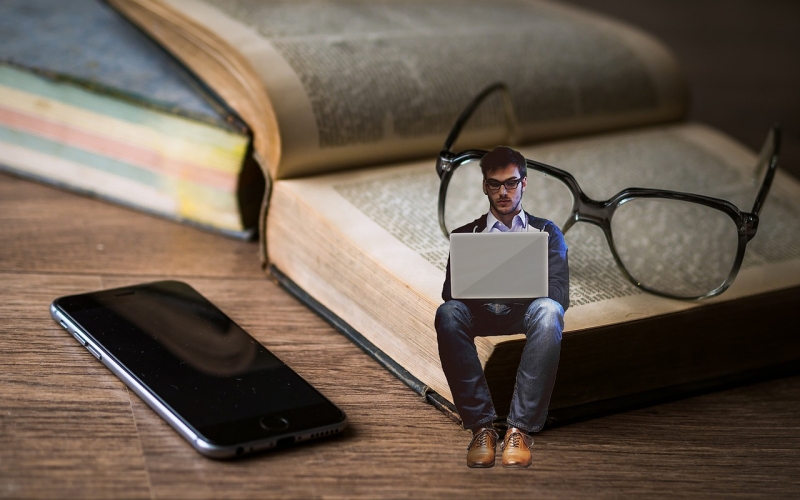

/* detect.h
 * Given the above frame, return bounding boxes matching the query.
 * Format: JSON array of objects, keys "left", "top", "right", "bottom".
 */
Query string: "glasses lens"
[
  {"left": 443, "top": 162, "right": 574, "bottom": 233},
  {"left": 523, "top": 168, "right": 574, "bottom": 229},
  {"left": 485, "top": 180, "right": 502, "bottom": 191},
  {"left": 443, "top": 160, "right": 485, "bottom": 233},
  {"left": 611, "top": 198, "right": 741, "bottom": 298}
]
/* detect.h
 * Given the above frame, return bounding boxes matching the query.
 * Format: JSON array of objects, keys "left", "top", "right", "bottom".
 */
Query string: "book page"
[
  {"left": 270, "top": 123, "right": 800, "bottom": 333},
  {"left": 115, "top": 0, "right": 687, "bottom": 180}
]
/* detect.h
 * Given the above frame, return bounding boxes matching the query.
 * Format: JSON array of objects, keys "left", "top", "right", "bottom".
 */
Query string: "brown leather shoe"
[
  {"left": 466, "top": 427, "right": 498, "bottom": 468},
  {"left": 501, "top": 427, "right": 533, "bottom": 468}
]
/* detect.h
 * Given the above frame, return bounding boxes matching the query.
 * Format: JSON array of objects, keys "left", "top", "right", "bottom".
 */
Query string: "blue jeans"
[{"left": 435, "top": 298, "right": 564, "bottom": 433}]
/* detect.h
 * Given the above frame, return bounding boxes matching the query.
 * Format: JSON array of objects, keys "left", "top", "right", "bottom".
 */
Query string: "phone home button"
[{"left": 260, "top": 416, "right": 289, "bottom": 431}]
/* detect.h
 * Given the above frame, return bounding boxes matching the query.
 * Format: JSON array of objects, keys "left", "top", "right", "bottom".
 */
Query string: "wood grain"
[
  {"left": 0, "top": 174, "right": 262, "bottom": 279},
  {"left": 0, "top": 274, "right": 151, "bottom": 499}
]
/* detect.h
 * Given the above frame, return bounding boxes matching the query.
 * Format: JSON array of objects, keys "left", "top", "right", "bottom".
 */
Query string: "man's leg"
[
  {"left": 435, "top": 300, "right": 497, "bottom": 430},
  {"left": 506, "top": 297, "right": 564, "bottom": 433},
  {"left": 501, "top": 298, "right": 563, "bottom": 468},
  {"left": 436, "top": 300, "right": 504, "bottom": 467}
]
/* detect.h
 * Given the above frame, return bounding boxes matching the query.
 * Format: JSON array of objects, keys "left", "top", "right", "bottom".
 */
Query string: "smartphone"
[{"left": 50, "top": 280, "right": 347, "bottom": 459}]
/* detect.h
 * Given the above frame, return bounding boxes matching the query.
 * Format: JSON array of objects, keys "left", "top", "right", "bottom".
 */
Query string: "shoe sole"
[
  {"left": 467, "top": 462, "right": 495, "bottom": 468},
  {"left": 501, "top": 461, "right": 532, "bottom": 468}
]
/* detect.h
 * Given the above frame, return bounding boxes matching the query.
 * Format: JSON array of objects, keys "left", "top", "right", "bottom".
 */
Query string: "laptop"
[{"left": 449, "top": 232, "right": 549, "bottom": 300}]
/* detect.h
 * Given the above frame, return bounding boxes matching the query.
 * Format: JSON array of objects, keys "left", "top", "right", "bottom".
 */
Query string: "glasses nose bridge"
[{"left": 574, "top": 197, "right": 611, "bottom": 228}]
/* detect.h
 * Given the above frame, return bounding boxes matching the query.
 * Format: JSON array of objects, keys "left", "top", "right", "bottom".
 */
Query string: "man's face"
[{"left": 483, "top": 163, "right": 527, "bottom": 217}]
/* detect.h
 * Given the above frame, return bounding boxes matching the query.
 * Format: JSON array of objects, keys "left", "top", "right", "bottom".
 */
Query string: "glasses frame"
[
  {"left": 435, "top": 83, "right": 781, "bottom": 300},
  {"left": 484, "top": 177, "right": 523, "bottom": 192}
]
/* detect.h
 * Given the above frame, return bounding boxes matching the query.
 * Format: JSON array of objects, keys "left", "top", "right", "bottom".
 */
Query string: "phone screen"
[{"left": 54, "top": 281, "right": 344, "bottom": 448}]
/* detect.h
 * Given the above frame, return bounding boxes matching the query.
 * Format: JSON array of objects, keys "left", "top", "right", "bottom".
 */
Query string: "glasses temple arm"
[
  {"left": 750, "top": 124, "right": 781, "bottom": 216},
  {"left": 441, "top": 82, "right": 520, "bottom": 154}
]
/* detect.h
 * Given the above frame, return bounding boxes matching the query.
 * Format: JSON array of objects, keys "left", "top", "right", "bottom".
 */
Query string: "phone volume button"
[
  {"left": 85, "top": 344, "right": 102, "bottom": 360},
  {"left": 70, "top": 330, "right": 87, "bottom": 346}
]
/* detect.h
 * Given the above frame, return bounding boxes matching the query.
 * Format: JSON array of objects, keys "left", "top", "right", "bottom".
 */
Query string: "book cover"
[{"left": 0, "top": 0, "right": 263, "bottom": 237}]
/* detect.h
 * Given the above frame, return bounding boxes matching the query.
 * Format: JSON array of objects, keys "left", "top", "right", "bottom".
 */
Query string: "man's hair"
[{"left": 480, "top": 146, "right": 527, "bottom": 179}]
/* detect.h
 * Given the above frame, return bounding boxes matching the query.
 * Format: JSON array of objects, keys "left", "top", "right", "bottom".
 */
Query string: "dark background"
[{"left": 562, "top": 0, "right": 800, "bottom": 181}]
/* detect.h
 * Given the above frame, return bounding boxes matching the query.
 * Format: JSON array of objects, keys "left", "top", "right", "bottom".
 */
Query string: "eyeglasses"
[
  {"left": 435, "top": 83, "right": 781, "bottom": 300},
  {"left": 485, "top": 178, "right": 523, "bottom": 191}
]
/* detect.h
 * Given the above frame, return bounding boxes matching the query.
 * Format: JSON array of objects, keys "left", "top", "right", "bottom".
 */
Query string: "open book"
[{"left": 109, "top": 0, "right": 800, "bottom": 425}]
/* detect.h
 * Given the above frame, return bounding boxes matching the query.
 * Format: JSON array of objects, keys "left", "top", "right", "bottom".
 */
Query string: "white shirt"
[{"left": 484, "top": 207, "right": 528, "bottom": 233}]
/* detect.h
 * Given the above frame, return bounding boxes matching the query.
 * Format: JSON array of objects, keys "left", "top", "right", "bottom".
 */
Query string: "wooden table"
[{"left": 2, "top": 1, "right": 799, "bottom": 498}]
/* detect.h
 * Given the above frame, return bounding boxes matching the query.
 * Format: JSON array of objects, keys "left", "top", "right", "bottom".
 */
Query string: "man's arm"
[
  {"left": 442, "top": 255, "right": 453, "bottom": 302},
  {"left": 544, "top": 222, "right": 570, "bottom": 311}
]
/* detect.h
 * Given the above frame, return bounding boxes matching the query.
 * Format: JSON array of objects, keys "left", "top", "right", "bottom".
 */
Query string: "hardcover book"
[{"left": 0, "top": 0, "right": 264, "bottom": 237}]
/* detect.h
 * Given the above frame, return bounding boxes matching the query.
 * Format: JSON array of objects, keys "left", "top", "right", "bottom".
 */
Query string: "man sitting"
[{"left": 436, "top": 146, "right": 569, "bottom": 468}]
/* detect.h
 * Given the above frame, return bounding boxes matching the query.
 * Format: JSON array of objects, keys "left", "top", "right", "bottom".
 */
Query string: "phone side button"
[
  {"left": 60, "top": 321, "right": 88, "bottom": 346},
  {"left": 85, "top": 344, "right": 102, "bottom": 361},
  {"left": 70, "top": 330, "right": 87, "bottom": 346}
]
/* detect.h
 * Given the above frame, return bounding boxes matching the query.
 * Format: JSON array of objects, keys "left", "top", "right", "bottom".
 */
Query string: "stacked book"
[{"left": 0, "top": 0, "right": 262, "bottom": 237}]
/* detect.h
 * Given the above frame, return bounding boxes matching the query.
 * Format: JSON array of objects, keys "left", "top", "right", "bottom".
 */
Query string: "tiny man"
[{"left": 436, "top": 146, "right": 569, "bottom": 468}]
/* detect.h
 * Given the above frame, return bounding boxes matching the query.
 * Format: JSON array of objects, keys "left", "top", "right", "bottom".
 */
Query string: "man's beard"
[{"left": 491, "top": 195, "right": 521, "bottom": 215}]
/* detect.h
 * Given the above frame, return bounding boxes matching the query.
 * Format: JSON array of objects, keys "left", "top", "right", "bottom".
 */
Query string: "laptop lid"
[{"left": 450, "top": 232, "right": 549, "bottom": 300}]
